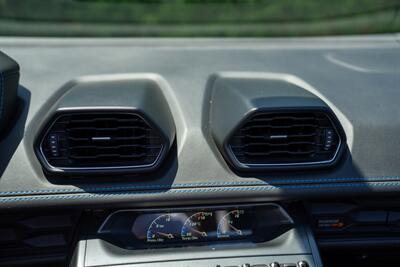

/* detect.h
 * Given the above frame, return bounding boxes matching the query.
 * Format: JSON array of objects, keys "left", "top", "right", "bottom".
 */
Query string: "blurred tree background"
[{"left": 0, "top": 0, "right": 399, "bottom": 36}]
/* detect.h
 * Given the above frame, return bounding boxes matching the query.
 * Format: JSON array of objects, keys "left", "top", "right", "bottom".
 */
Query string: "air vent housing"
[
  {"left": 37, "top": 111, "right": 168, "bottom": 174},
  {"left": 226, "top": 109, "right": 344, "bottom": 170},
  {"left": 208, "top": 73, "right": 348, "bottom": 172}
]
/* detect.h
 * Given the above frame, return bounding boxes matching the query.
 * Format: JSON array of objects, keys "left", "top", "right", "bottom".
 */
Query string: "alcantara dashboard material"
[{"left": 0, "top": 35, "right": 399, "bottom": 208}]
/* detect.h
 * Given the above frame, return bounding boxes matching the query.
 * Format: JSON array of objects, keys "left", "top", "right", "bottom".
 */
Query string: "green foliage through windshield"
[{"left": 0, "top": 0, "right": 399, "bottom": 37}]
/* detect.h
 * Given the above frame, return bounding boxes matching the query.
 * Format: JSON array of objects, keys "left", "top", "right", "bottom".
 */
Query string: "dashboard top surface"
[{"left": 0, "top": 35, "right": 399, "bottom": 208}]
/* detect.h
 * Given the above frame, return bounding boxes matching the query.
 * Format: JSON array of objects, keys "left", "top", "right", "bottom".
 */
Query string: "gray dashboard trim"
[
  {"left": 1, "top": 181, "right": 400, "bottom": 205},
  {"left": 0, "top": 35, "right": 399, "bottom": 208},
  {"left": 0, "top": 35, "right": 398, "bottom": 49},
  {"left": 1, "top": 176, "right": 400, "bottom": 197}
]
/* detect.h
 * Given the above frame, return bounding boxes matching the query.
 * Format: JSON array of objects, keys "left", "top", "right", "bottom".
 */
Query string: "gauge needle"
[
  {"left": 191, "top": 229, "right": 208, "bottom": 237},
  {"left": 228, "top": 224, "right": 243, "bottom": 235},
  {"left": 157, "top": 232, "right": 174, "bottom": 239}
]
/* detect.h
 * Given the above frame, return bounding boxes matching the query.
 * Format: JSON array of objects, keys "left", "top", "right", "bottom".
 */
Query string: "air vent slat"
[
  {"left": 231, "top": 141, "right": 317, "bottom": 148},
  {"left": 251, "top": 115, "right": 318, "bottom": 120},
  {"left": 66, "top": 135, "right": 157, "bottom": 141},
  {"left": 242, "top": 124, "right": 319, "bottom": 130},
  {"left": 242, "top": 150, "right": 315, "bottom": 156},
  {"left": 237, "top": 133, "right": 318, "bottom": 139},
  {"left": 69, "top": 153, "right": 149, "bottom": 160},
  {"left": 39, "top": 112, "right": 165, "bottom": 170},
  {"left": 57, "top": 118, "right": 141, "bottom": 124},
  {"left": 228, "top": 111, "right": 341, "bottom": 166},
  {"left": 68, "top": 144, "right": 162, "bottom": 150},
  {"left": 66, "top": 126, "right": 148, "bottom": 131}
]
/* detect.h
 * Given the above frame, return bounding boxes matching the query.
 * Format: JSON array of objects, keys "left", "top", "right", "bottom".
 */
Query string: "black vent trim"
[
  {"left": 37, "top": 111, "right": 166, "bottom": 173},
  {"left": 227, "top": 109, "right": 343, "bottom": 169}
]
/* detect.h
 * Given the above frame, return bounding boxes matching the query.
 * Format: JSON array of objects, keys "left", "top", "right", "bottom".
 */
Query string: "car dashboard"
[{"left": 0, "top": 35, "right": 400, "bottom": 267}]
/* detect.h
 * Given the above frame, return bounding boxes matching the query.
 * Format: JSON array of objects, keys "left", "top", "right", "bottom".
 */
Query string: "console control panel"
[
  {"left": 219, "top": 261, "right": 310, "bottom": 267},
  {"left": 73, "top": 204, "right": 321, "bottom": 267},
  {"left": 80, "top": 255, "right": 316, "bottom": 267}
]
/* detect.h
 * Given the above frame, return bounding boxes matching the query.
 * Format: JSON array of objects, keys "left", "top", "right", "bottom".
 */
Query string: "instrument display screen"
[{"left": 98, "top": 204, "right": 293, "bottom": 248}]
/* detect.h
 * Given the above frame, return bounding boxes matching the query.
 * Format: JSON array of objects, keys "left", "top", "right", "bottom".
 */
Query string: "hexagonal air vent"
[
  {"left": 36, "top": 111, "right": 167, "bottom": 174},
  {"left": 226, "top": 109, "right": 344, "bottom": 170}
]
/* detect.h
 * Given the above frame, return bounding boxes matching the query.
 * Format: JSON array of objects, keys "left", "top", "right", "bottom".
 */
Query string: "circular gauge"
[
  {"left": 146, "top": 214, "right": 177, "bottom": 243},
  {"left": 216, "top": 209, "right": 250, "bottom": 239},
  {"left": 181, "top": 211, "right": 214, "bottom": 241}
]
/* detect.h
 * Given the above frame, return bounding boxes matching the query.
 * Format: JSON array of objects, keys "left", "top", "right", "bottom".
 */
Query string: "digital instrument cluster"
[
  {"left": 98, "top": 204, "right": 293, "bottom": 248},
  {"left": 144, "top": 209, "right": 249, "bottom": 243}
]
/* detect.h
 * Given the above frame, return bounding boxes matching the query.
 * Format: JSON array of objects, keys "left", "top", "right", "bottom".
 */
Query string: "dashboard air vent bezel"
[
  {"left": 35, "top": 109, "right": 169, "bottom": 175},
  {"left": 224, "top": 107, "right": 345, "bottom": 171}
]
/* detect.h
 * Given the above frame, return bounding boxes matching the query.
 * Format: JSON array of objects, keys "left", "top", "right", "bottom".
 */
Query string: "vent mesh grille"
[
  {"left": 40, "top": 112, "right": 164, "bottom": 169},
  {"left": 229, "top": 111, "right": 340, "bottom": 166}
]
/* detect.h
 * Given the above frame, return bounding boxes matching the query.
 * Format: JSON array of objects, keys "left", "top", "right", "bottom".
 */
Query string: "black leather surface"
[
  {"left": 0, "top": 51, "right": 19, "bottom": 138},
  {"left": 0, "top": 36, "right": 399, "bottom": 208}
]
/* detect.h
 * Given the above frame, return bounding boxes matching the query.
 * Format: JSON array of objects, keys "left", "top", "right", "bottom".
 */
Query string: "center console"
[{"left": 70, "top": 203, "right": 323, "bottom": 267}]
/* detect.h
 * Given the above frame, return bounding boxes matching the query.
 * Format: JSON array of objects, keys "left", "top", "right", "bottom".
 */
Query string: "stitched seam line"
[
  {"left": 0, "top": 181, "right": 399, "bottom": 203},
  {"left": 1, "top": 176, "right": 400, "bottom": 196}
]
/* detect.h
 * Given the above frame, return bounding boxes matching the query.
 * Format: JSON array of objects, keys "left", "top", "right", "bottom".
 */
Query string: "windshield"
[{"left": 0, "top": 0, "right": 399, "bottom": 37}]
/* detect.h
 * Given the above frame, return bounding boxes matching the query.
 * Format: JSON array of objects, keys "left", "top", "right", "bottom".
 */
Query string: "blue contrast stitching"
[
  {"left": 1, "top": 181, "right": 400, "bottom": 203},
  {"left": 1, "top": 176, "right": 400, "bottom": 196}
]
